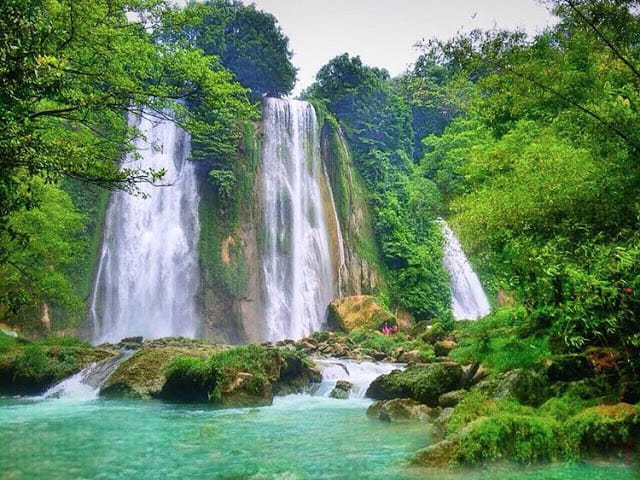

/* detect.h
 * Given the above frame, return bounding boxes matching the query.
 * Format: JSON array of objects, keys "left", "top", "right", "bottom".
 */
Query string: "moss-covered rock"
[
  {"left": 366, "top": 398, "right": 435, "bottom": 422},
  {"left": 564, "top": 403, "right": 640, "bottom": 456},
  {"left": 0, "top": 339, "right": 116, "bottom": 395},
  {"left": 100, "top": 340, "right": 221, "bottom": 399},
  {"left": 366, "top": 362, "right": 463, "bottom": 407},
  {"left": 439, "top": 390, "right": 466, "bottom": 408},
  {"left": 328, "top": 296, "right": 395, "bottom": 332},
  {"left": 329, "top": 379, "right": 353, "bottom": 399},
  {"left": 411, "top": 439, "right": 459, "bottom": 467},
  {"left": 103, "top": 341, "right": 318, "bottom": 407}
]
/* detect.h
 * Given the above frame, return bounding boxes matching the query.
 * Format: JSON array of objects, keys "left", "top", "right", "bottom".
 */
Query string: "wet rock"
[
  {"left": 219, "top": 372, "right": 273, "bottom": 408},
  {"left": 366, "top": 398, "right": 434, "bottom": 423},
  {"left": 397, "top": 350, "right": 426, "bottom": 364},
  {"left": 411, "top": 439, "right": 459, "bottom": 467},
  {"left": 372, "top": 351, "right": 387, "bottom": 361},
  {"left": 101, "top": 343, "right": 220, "bottom": 399},
  {"left": 366, "top": 362, "right": 463, "bottom": 407},
  {"left": 329, "top": 379, "right": 353, "bottom": 399},
  {"left": 327, "top": 296, "right": 395, "bottom": 332},
  {"left": 432, "top": 407, "right": 454, "bottom": 438},
  {"left": 491, "top": 369, "right": 550, "bottom": 407}
]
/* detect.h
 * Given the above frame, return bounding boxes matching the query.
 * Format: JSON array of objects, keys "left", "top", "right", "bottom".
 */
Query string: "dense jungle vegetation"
[{"left": 305, "top": 0, "right": 640, "bottom": 381}]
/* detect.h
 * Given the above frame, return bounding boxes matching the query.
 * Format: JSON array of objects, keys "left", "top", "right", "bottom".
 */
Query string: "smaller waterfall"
[
  {"left": 261, "top": 98, "right": 336, "bottom": 341},
  {"left": 314, "top": 359, "right": 403, "bottom": 398},
  {"left": 441, "top": 222, "right": 491, "bottom": 320},
  {"left": 42, "top": 352, "right": 132, "bottom": 400}
]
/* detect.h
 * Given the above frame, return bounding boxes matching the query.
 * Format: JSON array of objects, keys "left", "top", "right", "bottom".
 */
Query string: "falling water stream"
[
  {"left": 89, "top": 112, "right": 201, "bottom": 344},
  {"left": 261, "top": 98, "right": 336, "bottom": 341},
  {"left": 441, "top": 222, "right": 491, "bottom": 320}
]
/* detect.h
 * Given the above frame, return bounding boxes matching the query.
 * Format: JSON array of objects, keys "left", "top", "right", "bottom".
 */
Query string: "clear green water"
[{"left": 0, "top": 395, "right": 637, "bottom": 480}]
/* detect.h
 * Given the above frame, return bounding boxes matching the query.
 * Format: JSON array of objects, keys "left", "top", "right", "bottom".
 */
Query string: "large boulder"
[
  {"left": 102, "top": 341, "right": 319, "bottom": 408},
  {"left": 411, "top": 439, "right": 459, "bottom": 467},
  {"left": 366, "top": 362, "right": 463, "bottom": 407},
  {"left": 327, "top": 296, "right": 395, "bottom": 332},
  {"left": 100, "top": 339, "right": 220, "bottom": 399}
]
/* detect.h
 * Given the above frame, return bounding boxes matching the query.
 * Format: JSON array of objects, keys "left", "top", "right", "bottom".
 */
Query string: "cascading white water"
[
  {"left": 90, "top": 112, "right": 201, "bottom": 344},
  {"left": 441, "top": 222, "right": 491, "bottom": 320},
  {"left": 314, "top": 359, "right": 403, "bottom": 398},
  {"left": 261, "top": 98, "right": 336, "bottom": 341},
  {"left": 42, "top": 352, "right": 132, "bottom": 400}
]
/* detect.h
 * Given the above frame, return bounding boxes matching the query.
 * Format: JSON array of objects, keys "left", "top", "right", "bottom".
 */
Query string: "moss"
[
  {"left": 321, "top": 122, "right": 388, "bottom": 299},
  {"left": 347, "top": 329, "right": 434, "bottom": 360},
  {"left": 563, "top": 403, "right": 640, "bottom": 457},
  {"left": 57, "top": 179, "right": 110, "bottom": 329},
  {"left": 159, "top": 344, "right": 313, "bottom": 406},
  {"left": 197, "top": 121, "right": 260, "bottom": 298},
  {"left": 101, "top": 343, "right": 220, "bottom": 399},
  {"left": 446, "top": 391, "right": 535, "bottom": 436},
  {"left": 0, "top": 332, "right": 19, "bottom": 354},
  {"left": 0, "top": 342, "right": 115, "bottom": 395},
  {"left": 366, "top": 362, "right": 463, "bottom": 406},
  {"left": 456, "top": 414, "right": 560, "bottom": 464}
]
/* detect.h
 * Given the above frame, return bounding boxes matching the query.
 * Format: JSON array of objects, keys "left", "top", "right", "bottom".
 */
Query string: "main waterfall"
[
  {"left": 441, "top": 222, "right": 491, "bottom": 320},
  {"left": 261, "top": 98, "right": 336, "bottom": 341},
  {"left": 89, "top": 113, "right": 201, "bottom": 344}
]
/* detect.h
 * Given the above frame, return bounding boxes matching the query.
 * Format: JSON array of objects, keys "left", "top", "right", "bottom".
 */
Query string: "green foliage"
[
  {"left": 306, "top": 54, "right": 452, "bottom": 321},
  {"left": 0, "top": 179, "right": 86, "bottom": 324},
  {"left": 0, "top": 332, "right": 18, "bottom": 354},
  {"left": 162, "top": 0, "right": 296, "bottom": 99},
  {"left": 8, "top": 343, "right": 84, "bottom": 389},
  {"left": 450, "top": 308, "right": 549, "bottom": 372},
  {"left": 415, "top": 1, "right": 640, "bottom": 362},
  {"left": 347, "top": 330, "right": 435, "bottom": 360},
  {"left": 35, "top": 336, "right": 90, "bottom": 348}
]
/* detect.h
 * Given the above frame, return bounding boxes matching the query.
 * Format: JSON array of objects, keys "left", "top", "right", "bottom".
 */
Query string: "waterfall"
[
  {"left": 42, "top": 352, "right": 132, "bottom": 400},
  {"left": 314, "top": 359, "right": 403, "bottom": 398},
  {"left": 441, "top": 222, "right": 491, "bottom": 320},
  {"left": 89, "top": 112, "right": 201, "bottom": 344},
  {"left": 261, "top": 98, "right": 336, "bottom": 341}
]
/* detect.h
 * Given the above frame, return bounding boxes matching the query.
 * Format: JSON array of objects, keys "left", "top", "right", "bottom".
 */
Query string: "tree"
[{"left": 162, "top": 0, "right": 297, "bottom": 99}]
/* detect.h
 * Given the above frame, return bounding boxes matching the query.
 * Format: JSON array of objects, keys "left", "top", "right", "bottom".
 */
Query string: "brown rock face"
[{"left": 327, "top": 296, "right": 395, "bottom": 332}]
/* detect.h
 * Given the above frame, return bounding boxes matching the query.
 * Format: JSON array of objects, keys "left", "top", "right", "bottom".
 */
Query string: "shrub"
[
  {"left": 36, "top": 336, "right": 90, "bottom": 348},
  {"left": 0, "top": 332, "right": 18, "bottom": 354}
]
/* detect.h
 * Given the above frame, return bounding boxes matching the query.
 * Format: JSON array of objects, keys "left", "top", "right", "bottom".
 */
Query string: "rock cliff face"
[
  {"left": 320, "top": 123, "right": 382, "bottom": 297},
  {"left": 198, "top": 124, "right": 266, "bottom": 344},
  {"left": 199, "top": 113, "right": 382, "bottom": 343}
]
